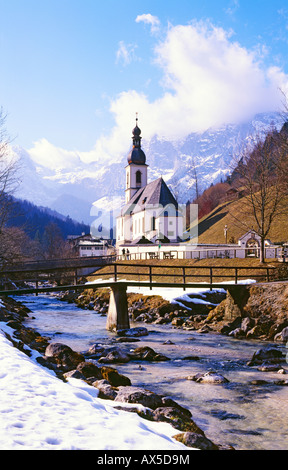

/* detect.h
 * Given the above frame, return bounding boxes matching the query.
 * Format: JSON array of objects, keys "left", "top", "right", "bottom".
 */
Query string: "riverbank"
[
  {"left": 1, "top": 282, "right": 288, "bottom": 450},
  {"left": 0, "top": 295, "right": 220, "bottom": 450},
  {"left": 0, "top": 296, "right": 198, "bottom": 451}
]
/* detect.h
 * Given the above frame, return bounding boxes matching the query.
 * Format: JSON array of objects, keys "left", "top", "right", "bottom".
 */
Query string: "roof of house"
[{"left": 120, "top": 177, "right": 178, "bottom": 216}]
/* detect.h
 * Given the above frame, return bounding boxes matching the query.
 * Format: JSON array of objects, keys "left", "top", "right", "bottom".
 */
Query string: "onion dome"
[{"left": 127, "top": 115, "right": 146, "bottom": 165}]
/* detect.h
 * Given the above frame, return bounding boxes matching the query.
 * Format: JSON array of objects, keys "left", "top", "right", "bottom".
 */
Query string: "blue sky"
[{"left": 1, "top": 0, "right": 288, "bottom": 168}]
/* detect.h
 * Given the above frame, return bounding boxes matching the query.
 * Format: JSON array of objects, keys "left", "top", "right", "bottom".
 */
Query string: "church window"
[{"left": 136, "top": 170, "right": 142, "bottom": 184}]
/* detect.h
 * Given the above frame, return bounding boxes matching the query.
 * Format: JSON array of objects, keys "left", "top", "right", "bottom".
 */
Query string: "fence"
[
  {"left": 117, "top": 246, "right": 281, "bottom": 261},
  {"left": 89, "top": 262, "right": 276, "bottom": 287}
]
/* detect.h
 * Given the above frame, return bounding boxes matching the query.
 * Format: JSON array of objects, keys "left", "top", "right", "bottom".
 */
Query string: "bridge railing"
[
  {"left": 0, "top": 261, "right": 278, "bottom": 296},
  {"left": 87, "top": 262, "right": 276, "bottom": 287},
  {"left": 116, "top": 246, "right": 281, "bottom": 261},
  {"left": 0, "top": 255, "right": 116, "bottom": 274}
]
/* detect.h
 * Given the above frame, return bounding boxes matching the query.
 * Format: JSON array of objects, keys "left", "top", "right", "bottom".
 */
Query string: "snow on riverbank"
[
  {"left": 85, "top": 277, "right": 256, "bottom": 303},
  {"left": 0, "top": 322, "right": 192, "bottom": 451},
  {"left": 0, "top": 279, "right": 256, "bottom": 450}
]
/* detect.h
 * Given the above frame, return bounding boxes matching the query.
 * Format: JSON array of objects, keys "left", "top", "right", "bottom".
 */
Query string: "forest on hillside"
[
  {"left": 0, "top": 196, "right": 90, "bottom": 264},
  {"left": 190, "top": 120, "right": 288, "bottom": 220},
  {"left": 6, "top": 197, "right": 90, "bottom": 240}
]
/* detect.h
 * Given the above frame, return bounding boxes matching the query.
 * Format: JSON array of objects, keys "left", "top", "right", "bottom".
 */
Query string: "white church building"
[{"left": 116, "top": 118, "right": 185, "bottom": 251}]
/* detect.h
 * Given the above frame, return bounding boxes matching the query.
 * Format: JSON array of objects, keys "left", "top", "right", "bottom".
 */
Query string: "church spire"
[
  {"left": 132, "top": 112, "right": 142, "bottom": 148},
  {"left": 127, "top": 114, "right": 146, "bottom": 165}
]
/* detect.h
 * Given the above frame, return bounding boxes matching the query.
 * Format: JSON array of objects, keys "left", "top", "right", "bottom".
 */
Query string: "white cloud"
[
  {"left": 109, "top": 21, "right": 288, "bottom": 140},
  {"left": 28, "top": 20, "right": 288, "bottom": 169},
  {"left": 28, "top": 139, "right": 82, "bottom": 169},
  {"left": 116, "top": 41, "right": 138, "bottom": 66},
  {"left": 135, "top": 14, "right": 160, "bottom": 34}
]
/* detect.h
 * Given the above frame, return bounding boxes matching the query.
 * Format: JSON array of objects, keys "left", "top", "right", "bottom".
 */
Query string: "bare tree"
[
  {"left": 272, "top": 122, "right": 288, "bottom": 191},
  {"left": 0, "top": 109, "right": 20, "bottom": 266},
  {"left": 231, "top": 128, "right": 287, "bottom": 263},
  {"left": 42, "top": 222, "right": 73, "bottom": 260}
]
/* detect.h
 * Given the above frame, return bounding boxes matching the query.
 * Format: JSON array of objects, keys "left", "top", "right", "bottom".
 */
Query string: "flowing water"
[{"left": 19, "top": 293, "right": 288, "bottom": 451}]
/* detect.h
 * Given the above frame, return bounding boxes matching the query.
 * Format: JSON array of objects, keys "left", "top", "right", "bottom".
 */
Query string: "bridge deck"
[
  {"left": 0, "top": 255, "right": 115, "bottom": 274},
  {"left": 0, "top": 279, "right": 253, "bottom": 297}
]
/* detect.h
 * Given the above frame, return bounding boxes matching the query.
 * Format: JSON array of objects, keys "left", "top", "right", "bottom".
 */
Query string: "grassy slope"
[{"left": 194, "top": 194, "right": 288, "bottom": 245}]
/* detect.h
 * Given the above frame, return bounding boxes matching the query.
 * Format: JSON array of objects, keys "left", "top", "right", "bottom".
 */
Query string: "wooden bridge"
[
  {"left": 0, "top": 260, "right": 276, "bottom": 332},
  {"left": 0, "top": 255, "right": 116, "bottom": 287}
]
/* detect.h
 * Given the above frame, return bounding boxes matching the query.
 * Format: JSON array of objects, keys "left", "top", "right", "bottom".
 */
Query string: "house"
[
  {"left": 116, "top": 118, "right": 184, "bottom": 249},
  {"left": 68, "top": 233, "right": 111, "bottom": 257}
]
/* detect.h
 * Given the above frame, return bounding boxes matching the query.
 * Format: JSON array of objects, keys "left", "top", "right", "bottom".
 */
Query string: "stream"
[{"left": 19, "top": 293, "right": 288, "bottom": 451}]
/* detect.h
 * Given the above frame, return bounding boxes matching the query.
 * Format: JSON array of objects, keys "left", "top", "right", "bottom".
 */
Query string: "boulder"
[
  {"left": 160, "top": 397, "right": 192, "bottom": 418},
  {"left": 76, "top": 361, "right": 103, "bottom": 379},
  {"left": 14, "top": 326, "right": 49, "bottom": 353},
  {"left": 100, "top": 366, "right": 131, "bottom": 386},
  {"left": 191, "top": 371, "right": 229, "bottom": 384},
  {"left": 152, "top": 407, "right": 204, "bottom": 434},
  {"left": 129, "top": 346, "right": 170, "bottom": 362},
  {"left": 173, "top": 432, "right": 218, "bottom": 450},
  {"left": 44, "top": 343, "right": 85, "bottom": 371},
  {"left": 228, "top": 327, "right": 244, "bottom": 338},
  {"left": 114, "top": 386, "right": 163, "bottom": 409},
  {"left": 116, "top": 337, "right": 140, "bottom": 343},
  {"left": 98, "top": 347, "right": 131, "bottom": 364},
  {"left": 274, "top": 379, "right": 288, "bottom": 386},
  {"left": 92, "top": 379, "right": 118, "bottom": 400},
  {"left": 84, "top": 344, "right": 105, "bottom": 358},
  {"left": 171, "top": 317, "right": 184, "bottom": 327},
  {"left": 274, "top": 326, "right": 288, "bottom": 342},
  {"left": 249, "top": 347, "right": 284, "bottom": 365},
  {"left": 63, "top": 369, "right": 86, "bottom": 380},
  {"left": 116, "top": 327, "right": 149, "bottom": 337},
  {"left": 241, "top": 317, "right": 254, "bottom": 333},
  {"left": 257, "top": 363, "right": 282, "bottom": 372}
]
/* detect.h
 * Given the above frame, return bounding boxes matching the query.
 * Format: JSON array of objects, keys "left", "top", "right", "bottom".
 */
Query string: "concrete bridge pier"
[
  {"left": 224, "top": 285, "right": 250, "bottom": 321},
  {"left": 106, "top": 283, "right": 130, "bottom": 332}
]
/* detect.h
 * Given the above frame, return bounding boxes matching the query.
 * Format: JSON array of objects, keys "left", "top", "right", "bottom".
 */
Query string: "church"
[{"left": 116, "top": 118, "right": 184, "bottom": 250}]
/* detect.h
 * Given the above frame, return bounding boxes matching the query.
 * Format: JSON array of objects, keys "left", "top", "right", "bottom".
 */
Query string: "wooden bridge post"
[{"left": 106, "top": 283, "right": 130, "bottom": 332}]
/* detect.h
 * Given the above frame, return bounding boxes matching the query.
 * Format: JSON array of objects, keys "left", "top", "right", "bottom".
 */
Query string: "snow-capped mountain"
[{"left": 11, "top": 112, "right": 286, "bottom": 226}]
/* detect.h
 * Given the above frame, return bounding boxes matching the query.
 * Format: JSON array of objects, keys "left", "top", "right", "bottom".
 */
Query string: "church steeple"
[
  {"left": 127, "top": 114, "right": 146, "bottom": 165},
  {"left": 125, "top": 115, "right": 148, "bottom": 203}
]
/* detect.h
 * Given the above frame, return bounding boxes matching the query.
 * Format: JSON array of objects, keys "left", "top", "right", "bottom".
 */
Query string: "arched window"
[
  {"left": 246, "top": 238, "right": 260, "bottom": 258},
  {"left": 136, "top": 170, "right": 141, "bottom": 185}
]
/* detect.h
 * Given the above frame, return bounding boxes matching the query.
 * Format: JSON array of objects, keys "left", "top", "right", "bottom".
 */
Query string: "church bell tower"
[{"left": 125, "top": 115, "right": 148, "bottom": 204}]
